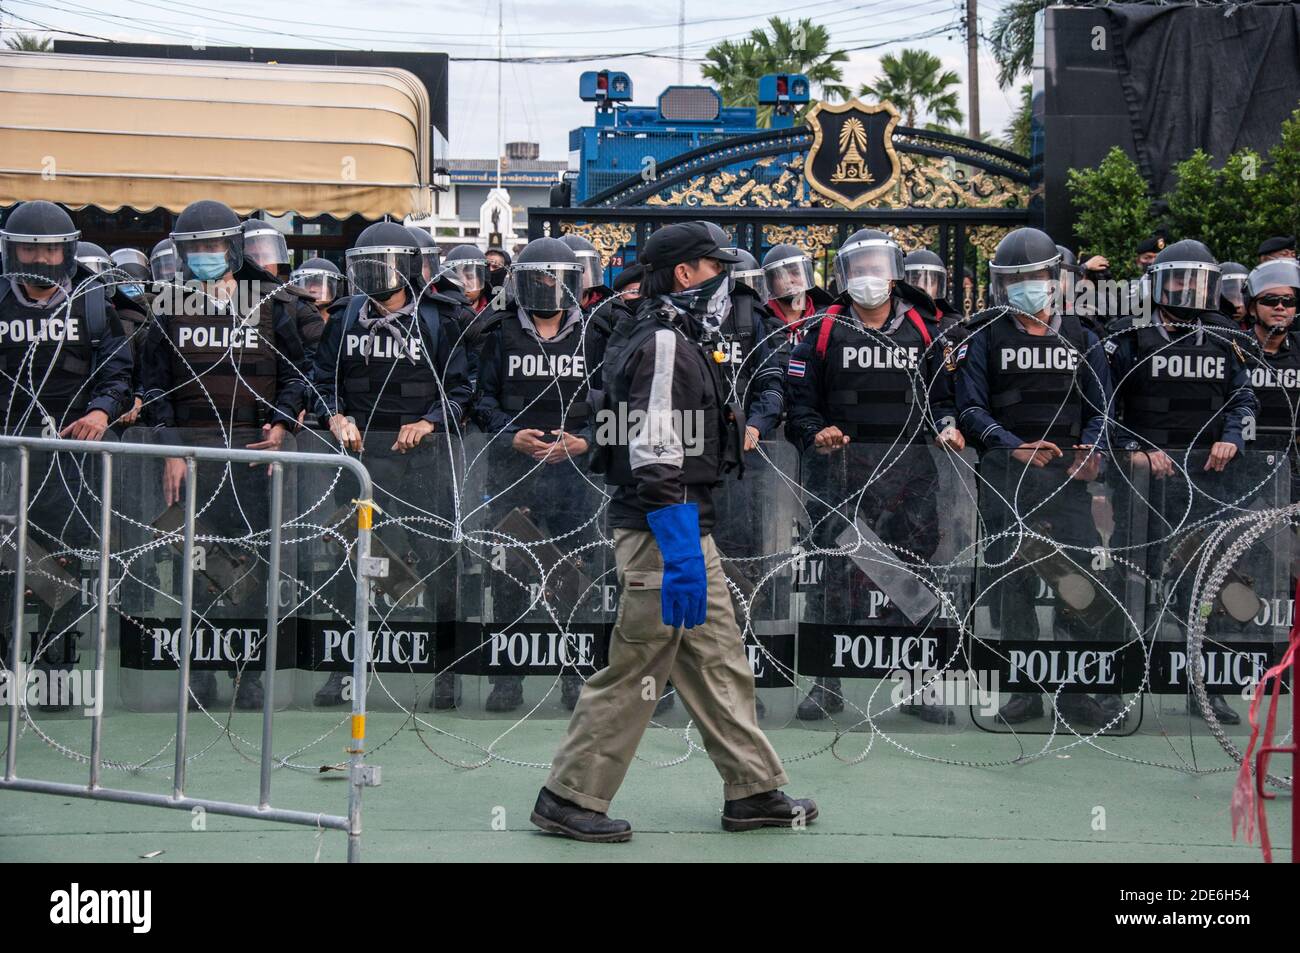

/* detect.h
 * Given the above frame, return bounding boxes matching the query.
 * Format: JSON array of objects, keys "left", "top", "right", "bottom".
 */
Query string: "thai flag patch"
[{"left": 788, "top": 359, "right": 806, "bottom": 378}]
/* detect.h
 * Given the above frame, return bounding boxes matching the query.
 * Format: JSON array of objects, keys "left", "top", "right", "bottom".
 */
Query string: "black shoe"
[
  {"left": 654, "top": 688, "right": 676, "bottom": 717},
  {"left": 188, "top": 670, "right": 217, "bottom": 711},
  {"left": 561, "top": 673, "right": 583, "bottom": 711},
  {"left": 485, "top": 676, "right": 524, "bottom": 713},
  {"left": 797, "top": 677, "right": 843, "bottom": 721},
  {"left": 1188, "top": 692, "right": 1241, "bottom": 726},
  {"left": 995, "top": 693, "right": 1043, "bottom": 725},
  {"left": 754, "top": 693, "right": 767, "bottom": 720},
  {"left": 901, "top": 702, "right": 956, "bottom": 725},
  {"left": 313, "top": 671, "right": 349, "bottom": 707},
  {"left": 722, "top": 789, "right": 819, "bottom": 832},
  {"left": 430, "top": 672, "right": 460, "bottom": 711},
  {"left": 530, "top": 787, "right": 632, "bottom": 843},
  {"left": 234, "top": 672, "right": 264, "bottom": 710},
  {"left": 1055, "top": 693, "right": 1111, "bottom": 730}
]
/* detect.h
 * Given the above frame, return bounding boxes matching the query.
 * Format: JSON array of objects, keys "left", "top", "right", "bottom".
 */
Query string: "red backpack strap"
[
  {"left": 904, "top": 306, "right": 932, "bottom": 347},
  {"left": 815, "top": 304, "right": 842, "bottom": 359}
]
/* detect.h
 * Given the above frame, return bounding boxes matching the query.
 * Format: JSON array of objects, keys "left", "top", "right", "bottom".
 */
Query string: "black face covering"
[{"left": 488, "top": 266, "right": 508, "bottom": 290}]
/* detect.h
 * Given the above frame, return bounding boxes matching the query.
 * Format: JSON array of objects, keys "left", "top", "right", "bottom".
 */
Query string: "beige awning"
[{"left": 0, "top": 51, "right": 431, "bottom": 219}]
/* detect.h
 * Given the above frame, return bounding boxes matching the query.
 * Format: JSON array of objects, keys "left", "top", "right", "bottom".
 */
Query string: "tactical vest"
[
  {"left": 593, "top": 310, "right": 738, "bottom": 488},
  {"left": 1248, "top": 332, "right": 1300, "bottom": 445},
  {"left": 1121, "top": 321, "right": 1238, "bottom": 447},
  {"left": 337, "top": 294, "right": 445, "bottom": 429},
  {"left": 707, "top": 293, "right": 760, "bottom": 406},
  {"left": 0, "top": 280, "right": 105, "bottom": 422},
  {"left": 496, "top": 316, "right": 592, "bottom": 431},
  {"left": 162, "top": 284, "right": 277, "bottom": 427},
  {"left": 816, "top": 305, "right": 932, "bottom": 443},
  {"left": 984, "top": 312, "right": 1089, "bottom": 445}
]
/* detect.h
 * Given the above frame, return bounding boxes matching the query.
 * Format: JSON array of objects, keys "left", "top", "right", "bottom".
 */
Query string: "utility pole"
[
  {"left": 496, "top": 0, "right": 504, "bottom": 190},
  {"left": 966, "top": 0, "right": 980, "bottom": 139},
  {"left": 677, "top": 1, "right": 686, "bottom": 84}
]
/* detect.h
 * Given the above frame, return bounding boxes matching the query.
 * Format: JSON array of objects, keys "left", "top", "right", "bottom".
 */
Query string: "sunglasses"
[{"left": 1257, "top": 294, "right": 1297, "bottom": 308}]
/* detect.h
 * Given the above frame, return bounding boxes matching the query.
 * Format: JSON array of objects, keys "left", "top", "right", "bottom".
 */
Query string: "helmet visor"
[
  {"left": 905, "top": 264, "right": 947, "bottom": 301},
  {"left": 443, "top": 259, "right": 487, "bottom": 296},
  {"left": 1150, "top": 261, "right": 1221, "bottom": 311},
  {"left": 150, "top": 244, "right": 178, "bottom": 282},
  {"left": 291, "top": 268, "right": 343, "bottom": 304},
  {"left": 1246, "top": 260, "right": 1300, "bottom": 299},
  {"left": 171, "top": 224, "right": 244, "bottom": 280},
  {"left": 243, "top": 228, "right": 289, "bottom": 270},
  {"left": 1, "top": 235, "right": 79, "bottom": 287},
  {"left": 511, "top": 262, "right": 583, "bottom": 312},
  {"left": 346, "top": 247, "right": 417, "bottom": 299},
  {"left": 988, "top": 257, "right": 1062, "bottom": 312},
  {"left": 573, "top": 250, "right": 603, "bottom": 292},
  {"left": 732, "top": 267, "right": 767, "bottom": 302},
  {"left": 834, "top": 240, "right": 904, "bottom": 288},
  {"left": 763, "top": 255, "right": 815, "bottom": 301},
  {"left": 1221, "top": 275, "right": 1247, "bottom": 308}
]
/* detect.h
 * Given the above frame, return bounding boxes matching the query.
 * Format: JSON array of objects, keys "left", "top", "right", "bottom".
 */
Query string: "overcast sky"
[{"left": 3, "top": 0, "right": 1024, "bottom": 159}]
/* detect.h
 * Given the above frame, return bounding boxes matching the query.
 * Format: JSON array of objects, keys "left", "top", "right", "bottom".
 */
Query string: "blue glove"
[{"left": 645, "top": 503, "right": 708, "bottom": 630}]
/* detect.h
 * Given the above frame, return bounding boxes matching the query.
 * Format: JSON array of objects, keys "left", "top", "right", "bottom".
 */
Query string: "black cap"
[
  {"left": 640, "top": 222, "right": 740, "bottom": 273},
  {"left": 1136, "top": 235, "right": 1166, "bottom": 255},
  {"left": 613, "top": 262, "right": 643, "bottom": 291},
  {"left": 1258, "top": 235, "right": 1296, "bottom": 256}
]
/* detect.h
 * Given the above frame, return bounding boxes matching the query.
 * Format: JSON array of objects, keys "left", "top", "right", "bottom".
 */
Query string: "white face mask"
[{"left": 847, "top": 275, "right": 891, "bottom": 308}]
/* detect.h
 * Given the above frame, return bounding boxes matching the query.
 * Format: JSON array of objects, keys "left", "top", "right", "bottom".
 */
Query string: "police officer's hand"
[
  {"left": 814, "top": 426, "right": 850, "bottom": 454},
  {"left": 246, "top": 422, "right": 288, "bottom": 453},
  {"left": 329, "top": 414, "right": 362, "bottom": 452},
  {"left": 1131, "top": 449, "right": 1175, "bottom": 479},
  {"left": 392, "top": 419, "right": 435, "bottom": 453},
  {"left": 163, "top": 457, "right": 187, "bottom": 507},
  {"left": 512, "top": 429, "right": 551, "bottom": 457},
  {"left": 1068, "top": 444, "right": 1101, "bottom": 482},
  {"left": 1204, "top": 441, "right": 1238, "bottom": 472},
  {"left": 538, "top": 430, "right": 588, "bottom": 464},
  {"left": 59, "top": 410, "right": 110, "bottom": 442},
  {"left": 935, "top": 426, "right": 965, "bottom": 452},
  {"left": 744, "top": 425, "right": 761, "bottom": 452},
  {"left": 117, "top": 397, "right": 143, "bottom": 427},
  {"left": 1012, "top": 440, "right": 1062, "bottom": 468}
]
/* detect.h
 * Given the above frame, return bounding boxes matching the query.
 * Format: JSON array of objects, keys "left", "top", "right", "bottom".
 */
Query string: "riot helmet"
[
  {"left": 290, "top": 257, "right": 344, "bottom": 306},
  {"left": 0, "top": 200, "right": 81, "bottom": 289},
  {"left": 1150, "top": 239, "right": 1221, "bottom": 316},
  {"left": 762, "top": 243, "right": 816, "bottom": 303},
  {"left": 987, "top": 228, "right": 1061, "bottom": 316},
  {"left": 1245, "top": 259, "right": 1300, "bottom": 335},
  {"left": 171, "top": 200, "right": 244, "bottom": 281},
  {"left": 835, "top": 229, "right": 904, "bottom": 309},
  {"left": 904, "top": 248, "right": 947, "bottom": 301},
  {"left": 442, "top": 244, "right": 489, "bottom": 297},
  {"left": 731, "top": 248, "right": 767, "bottom": 301},
  {"left": 241, "top": 220, "right": 290, "bottom": 276},
  {"left": 510, "top": 237, "right": 582, "bottom": 315},
  {"left": 150, "top": 238, "right": 177, "bottom": 283},
  {"left": 405, "top": 225, "right": 440, "bottom": 286},
  {"left": 345, "top": 221, "right": 420, "bottom": 300},
  {"left": 75, "top": 241, "right": 113, "bottom": 276},
  {"left": 560, "top": 233, "right": 604, "bottom": 292}
]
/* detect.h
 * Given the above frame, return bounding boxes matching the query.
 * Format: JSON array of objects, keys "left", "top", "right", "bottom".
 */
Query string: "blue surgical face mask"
[
  {"left": 186, "top": 252, "right": 228, "bottom": 281},
  {"left": 1007, "top": 279, "right": 1054, "bottom": 316}
]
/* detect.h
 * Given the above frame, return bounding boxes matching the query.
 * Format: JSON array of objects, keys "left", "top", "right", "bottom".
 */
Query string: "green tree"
[
  {"left": 1259, "top": 107, "right": 1300, "bottom": 242},
  {"left": 1002, "top": 83, "right": 1033, "bottom": 155},
  {"left": 4, "top": 33, "right": 53, "bottom": 51},
  {"left": 1164, "top": 149, "right": 1271, "bottom": 265},
  {"left": 1067, "top": 146, "right": 1153, "bottom": 279},
  {"left": 859, "top": 48, "right": 962, "bottom": 129},
  {"left": 988, "top": 0, "right": 1047, "bottom": 89},
  {"left": 701, "top": 17, "right": 850, "bottom": 126}
]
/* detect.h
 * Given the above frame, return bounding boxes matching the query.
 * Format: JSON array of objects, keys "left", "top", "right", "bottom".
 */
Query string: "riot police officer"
[
  {"left": 241, "top": 220, "right": 290, "bottom": 280},
  {"left": 101, "top": 249, "right": 155, "bottom": 429},
  {"left": 533, "top": 221, "right": 815, "bottom": 842},
  {"left": 611, "top": 263, "right": 642, "bottom": 307},
  {"left": 787, "top": 229, "right": 964, "bottom": 723},
  {"left": 731, "top": 249, "right": 766, "bottom": 302},
  {"left": 1243, "top": 258, "right": 1300, "bottom": 488},
  {"left": 1109, "top": 240, "right": 1260, "bottom": 726},
  {"left": 290, "top": 257, "right": 345, "bottom": 323},
  {"left": 74, "top": 242, "right": 113, "bottom": 276},
  {"left": 0, "top": 201, "right": 132, "bottom": 707},
  {"left": 406, "top": 225, "right": 441, "bottom": 293},
  {"left": 311, "top": 221, "right": 471, "bottom": 709},
  {"left": 762, "top": 242, "right": 834, "bottom": 340},
  {"left": 1220, "top": 262, "right": 1249, "bottom": 326},
  {"left": 473, "top": 237, "right": 607, "bottom": 712},
  {"left": 443, "top": 245, "right": 492, "bottom": 316},
  {"left": 905, "top": 249, "right": 962, "bottom": 328},
  {"left": 955, "top": 227, "right": 1120, "bottom": 729},
  {"left": 150, "top": 238, "right": 177, "bottom": 284},
  {"left": 142, "top": 199, "right": 313, "bottom": 711}
]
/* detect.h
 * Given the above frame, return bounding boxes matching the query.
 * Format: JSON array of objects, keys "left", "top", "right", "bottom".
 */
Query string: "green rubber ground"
[{"left": 0, "top": 707, "right": 1291, "bottom": 862}]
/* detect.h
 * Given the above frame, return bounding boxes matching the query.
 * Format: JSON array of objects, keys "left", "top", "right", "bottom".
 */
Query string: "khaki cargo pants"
[{"left": 545, "top": 528, "right": 788, "bottom": 813}]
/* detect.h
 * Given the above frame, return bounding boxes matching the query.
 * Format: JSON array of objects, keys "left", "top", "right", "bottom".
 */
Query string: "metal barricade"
[{"left": 0, "top": 434, "right": 378, "bottom": 863}]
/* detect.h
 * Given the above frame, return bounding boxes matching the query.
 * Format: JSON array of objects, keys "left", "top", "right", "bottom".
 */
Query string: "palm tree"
[
  {"left": 4, "top": 33, "right": 53, "bottom": 51},
  {"left": 1003, "top": 83, "right": 1033, "bottom": 155},
  {"left": 859, "top": 48, "right": 963, "bottom": 130},
  {"left": 702, "top": 16, "right": 850, "bottom": 126},
  {"left": 988, "top": 0, "right": 1047, "bottom": 89}
]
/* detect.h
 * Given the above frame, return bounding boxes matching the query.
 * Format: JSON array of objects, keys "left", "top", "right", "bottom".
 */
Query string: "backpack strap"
[
  {"left": 814, "top": 305, "right": 842, "bottom": 360},
  {"left": 904, "top": 306, "right": 932, "bottom": 348}
]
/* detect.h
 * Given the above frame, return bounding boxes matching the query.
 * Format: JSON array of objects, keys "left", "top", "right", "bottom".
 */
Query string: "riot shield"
[
  {"left": 793, "top": 441, "right": 977, "bottom": 733},
  {"left": 115, "top": 426, "right": 297, "bottom": 713},
  {"left": 1124, "top": 446, "right": 1291, "bottom": 738},
  {"left": 455, "top": 431, "right": 611, "bottom": 718},
  {"left": 0, "top": 430, "right": 117, "bottom": 719},
  {"left": 971, "top": 448, "right": 1143, "bottom": 735},
  {"left": 294, "top": 426, "right": 460, "bottom": 714}
]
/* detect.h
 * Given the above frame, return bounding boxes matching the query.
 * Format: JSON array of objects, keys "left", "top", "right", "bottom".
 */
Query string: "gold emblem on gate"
[{"left": 804, "top": 100, "right": 901, "bottom": 209}]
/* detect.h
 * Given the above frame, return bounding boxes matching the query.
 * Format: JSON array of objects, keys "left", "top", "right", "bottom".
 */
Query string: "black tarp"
[{"left": 1105, "top": 3, "right": 1300, "bottom": 194}]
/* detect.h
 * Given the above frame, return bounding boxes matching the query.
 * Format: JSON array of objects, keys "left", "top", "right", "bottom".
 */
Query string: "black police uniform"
[
  {"left": 955, "top": 307, "right": 1118, "bottom": 726},
  {"left": 1247, "top": 328, "right": 1300, "bottom": 495},
  {"left": 0, "top": 270, "right": 132, "bottom": 690}
]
